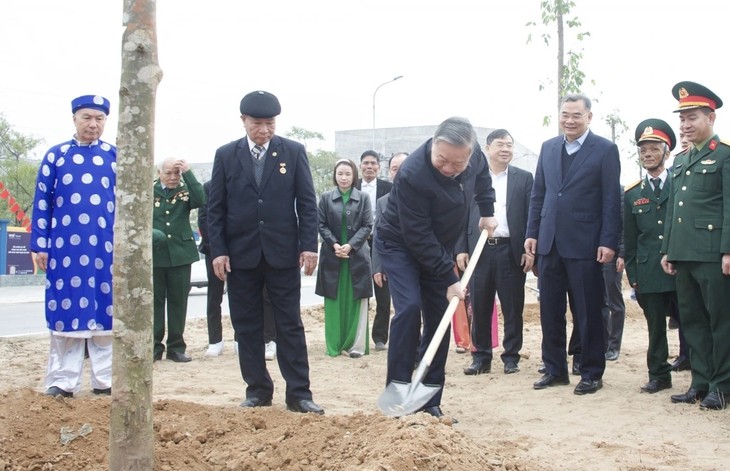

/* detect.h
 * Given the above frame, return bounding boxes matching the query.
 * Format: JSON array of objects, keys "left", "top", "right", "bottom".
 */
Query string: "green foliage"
[
  {"left": 527, "top": 0, "right": 593, "bottom": 130},
  {"left": 0, "top": 114, "right": 42, "bottom": 223},
  {"left": 308, "top": 149, "right": 338, "bottom": 198}
]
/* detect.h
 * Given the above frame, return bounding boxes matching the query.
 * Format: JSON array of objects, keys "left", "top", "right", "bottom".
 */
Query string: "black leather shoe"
[
  {"left": 667, "top": 316, "right": 679, "bottom": 330},
  {"left": 92, "top": 387, "right": 112, "bottom": 395},
  {"left": 574, "top": 379, "right": 603, "bottom": 395},
  {"left": 604, "top": 349, "right": 619, "bottom": 361},
  {"left": 504, "top": 362, "right": 520, "bottom": 374},
  {"left": 670, "top": 388, "right": 707, "bottom": 404},
  {"left": 287, "top": 399, "right": 324, "bottom": 415},
  {"left": 240, "top": 397, "right": 272, "bottom": 408},
  {"left": 153, "top": 351, "right": 163, "bottom": 362},
  {"left": 463, "top": 359, "right": 491, "bottom": 375},
  {"left": 167, "top": 351, "right": 192, "bottom": 363},
  {"left": 699, "top": 391, "right": 727, "bottom": 410},
  {"left": 45, "top": 386, "right": 73, "bottom": 398},
  {"left": 537, "top": 364, "right": 546, "bottom": 374},
  {"left": 533, "top": 373, "right": 570, "bottom": 389},
  {"left": 572, "top": 361, "right": 581, "bottom": 376},
  {"left": 422, "top": 406, "right": 458, "bottom": 424},
  {"left": 671, "top": 356, "right": 691, "bottom": 372},
  {"left": 640, "top": 379, "right": 671, "bottom": 394}
]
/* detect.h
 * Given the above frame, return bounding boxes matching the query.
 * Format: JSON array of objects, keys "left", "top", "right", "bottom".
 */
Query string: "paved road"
[{"left": 0, "top": 274, "right": 321, "bottom": 338}]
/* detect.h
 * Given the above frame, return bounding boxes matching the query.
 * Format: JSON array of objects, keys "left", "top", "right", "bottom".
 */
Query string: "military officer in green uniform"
[
  {"left": 624, "top": 119, "right": 678, "bottom": 394},
  {"left": 153, "top": 157, "right": 205, "bottom": 362},
  {"left": 661, "top": 81, "right": 730, "bottom": 410}
]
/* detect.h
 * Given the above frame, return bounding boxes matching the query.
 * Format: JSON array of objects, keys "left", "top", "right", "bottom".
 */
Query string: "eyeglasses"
[{"left": 560, "top": 113, "right": 586, "bottom": 120}]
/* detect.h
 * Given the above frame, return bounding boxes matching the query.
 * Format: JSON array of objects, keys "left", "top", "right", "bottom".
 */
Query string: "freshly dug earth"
[{"left": 1, "top": 291, "right": 729, "bottom": 470}]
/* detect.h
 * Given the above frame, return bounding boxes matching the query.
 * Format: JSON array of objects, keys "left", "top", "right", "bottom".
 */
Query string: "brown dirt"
[{"left": 1, "top": 291, "right": 728, "bottom": 470}]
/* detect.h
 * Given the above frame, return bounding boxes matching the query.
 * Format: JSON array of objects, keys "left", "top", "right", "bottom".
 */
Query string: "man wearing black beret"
[
  {"left": 206, "top": 90, "right": 324, "bottom": 414},
  {"left": 661, "top": 81, "right": 730, "bottom": 410}
]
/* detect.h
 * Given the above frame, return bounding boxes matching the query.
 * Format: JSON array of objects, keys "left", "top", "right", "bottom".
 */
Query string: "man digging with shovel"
[{"left": 374, "top": 117, "right": 497, "bottom": 421}]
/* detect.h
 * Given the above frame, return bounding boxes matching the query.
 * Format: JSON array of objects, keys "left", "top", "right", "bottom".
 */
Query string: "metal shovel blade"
[{"left": 377, "top": 380, "right": 441, "bottom": 417}]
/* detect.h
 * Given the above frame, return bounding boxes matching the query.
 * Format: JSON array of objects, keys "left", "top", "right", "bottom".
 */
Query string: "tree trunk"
[
  {"left": 556, "top": 6, "right": 564, "bottom": 134},
  {"left": 109, "top": 1, "right": 162, "bottom": 469}
]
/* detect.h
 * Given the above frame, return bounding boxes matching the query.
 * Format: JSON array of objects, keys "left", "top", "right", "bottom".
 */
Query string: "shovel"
[{"left": 377, "top": 228, "right": 489, "bottom": 416}]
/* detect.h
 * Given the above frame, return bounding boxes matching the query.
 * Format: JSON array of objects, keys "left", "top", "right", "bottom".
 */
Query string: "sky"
[{"left": 1, "top": 0, "right": 729, "bottom": 184}]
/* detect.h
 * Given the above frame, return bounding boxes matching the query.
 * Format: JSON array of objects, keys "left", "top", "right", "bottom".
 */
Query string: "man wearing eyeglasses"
[{"left": 525, "top": 93, "right": 621, "bottom": 395}]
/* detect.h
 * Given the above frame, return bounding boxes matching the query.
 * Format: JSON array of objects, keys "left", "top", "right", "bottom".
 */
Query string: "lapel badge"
[
  {"left": 154, "top": 197, "right": 160, "bottom": 208},
  {"left": 701, "top": 159, "right": 716, "bottom": 165},
  {"left": 709, "top": 140, "right": 718, "bottom": 151},
  {"left": 279, "top": 163, "right": 287, "bottom": 174},
  {"left": 272, "top": 151, "right": 278, "bottom": 157}
]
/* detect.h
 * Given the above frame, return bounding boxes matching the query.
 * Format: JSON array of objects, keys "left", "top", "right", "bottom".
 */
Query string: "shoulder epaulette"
[
  {"left": 624, "top": 179, "right": 641, "bottom": 192},
  {"left": 720, "top": 139, "right": 730, "bottom": 147}
]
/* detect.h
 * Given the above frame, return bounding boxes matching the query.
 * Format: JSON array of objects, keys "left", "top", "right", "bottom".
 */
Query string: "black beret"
[
  {"left": 635, "top": 118, "right": 676, "bottom": 151},
  {"left": 239, "top": 90, "right": 281, "bottom": 118}
]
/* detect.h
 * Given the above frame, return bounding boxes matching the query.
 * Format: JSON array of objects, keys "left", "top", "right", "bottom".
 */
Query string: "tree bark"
[{"left": 109, "top": 1, "right": 162, "bottom": 469}]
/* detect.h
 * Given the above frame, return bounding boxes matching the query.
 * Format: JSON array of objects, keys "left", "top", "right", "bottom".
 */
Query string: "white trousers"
[
  {"left": 349, "top": 299, "right": 369, "bottom": 355},
  {"left": 45, "top": 334, "right": 112, "bottom": 393}
]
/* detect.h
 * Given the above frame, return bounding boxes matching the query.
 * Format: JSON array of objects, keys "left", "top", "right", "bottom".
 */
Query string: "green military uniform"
[
  {"left": 625, "top": 173, "right": 677, "bottom": 383},
  {"left": 152, "top": 169, "right": 205, "bottom": 357},
  {"left": 661, "top": 135, "right": 730, "bottom": 395}
]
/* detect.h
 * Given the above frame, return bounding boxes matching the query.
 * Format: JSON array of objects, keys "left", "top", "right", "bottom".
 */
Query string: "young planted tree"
[
  {"left": 527, "top": 0, "right": 592, "bottom": 131},
  {"left": 284, "top": 126, "right": 337, "bottom": 197},
  {"left": 0, "top": 115, "right": 42, "bottom": 225},
  {"left": 109, "top": 0, "right": 162, "bottom": 469}
]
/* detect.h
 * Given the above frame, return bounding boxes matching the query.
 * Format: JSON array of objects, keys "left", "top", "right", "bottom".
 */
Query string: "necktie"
[
  {"left": 252, "top": 145, "right": 265, "bottom": 185},
  {"left": 252, "top": 145, "right": 264, "bottom": 160},
  {"left": 650, "top": 178, "right": 662, "bottom": 198}
]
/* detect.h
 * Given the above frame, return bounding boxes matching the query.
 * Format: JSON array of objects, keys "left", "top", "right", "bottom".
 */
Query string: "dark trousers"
[
  {"left": 370, "top": 238, "right": 392, "bottom": 344},
  {"left": 205, "top": 254, "right": 276, "bottom": 344},
  {"left": 538, "top": 246, "right": 606, "bottom": 380},
  {"left": 635, "top": 291, "right": 674, "bottom": 382},
  {"left": 378, "top": 237, "right": 450, "bottom": 408},
  {"left": 602, "top": 261, "right": 625, "bottom": 353},
  {"left": 153, "top": 264, "right": 191, "bottom": 355},
  {"left": 675, "top": 261, "right": 730, "bottom": 393},
  {"left": 470, "top": 243, "right": 525, "bottom": 365},
  {"left": 227, "top": 258, "right": 312, "bottom": 402}
]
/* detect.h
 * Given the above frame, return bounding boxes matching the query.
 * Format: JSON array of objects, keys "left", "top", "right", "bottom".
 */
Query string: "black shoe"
[
  {"left": 574, "top": 379, "right": 603, "bottom": 395},
  {"left": 533, "top": 373, "right": 570, "bottom": 389},
  {"left": 92, "top": 387, "right": 112, "bottom": 396},
  {"left": 422, "top": 406, "right": 458, "bottom": 424},
  {"left": 349, "top": 352, "right": 362, "bottom": 359},
  {"left": 640, "top": 379, "right": 671, "bottom": 394},
  {"left": 537, "top": 364, "right": 546, "bottom": 374},
  {"left": 463, "top": 359, "right": 491, "bottom": 375},
  {"left": 605, "top": 349, "right": 619, "bottom": 361},
  {"left": 670, "top": 388, "right": 707, "bottom": 404},
  {"left": 671, "top": 356, "right": 691, "bottom": 372},
  {"left": 45, "top": 386, "right": 73, "bottom": 398},
  {"left": 153, "top": 351, "right": 163, "bottom": 362},
  {"left": 504, "top": 362, "right": 520, "bottom": 374},
  {"left": 239, "top": 397, "right": 272, "bottom": 408},
  {"left": 699, "top": 391, "right": 727, "bottom": 410},
  {"left": 668, "top": 317, "right": 679, "bottom": 330},
  {"left": 572, "top": 361, "right": 581, "bottom": 376},
  {"left": 287, "top": 399, "right": 325, "bottom": 415},
  {"left": 166, "top": 351, "right": 192, "bottom": 363}
]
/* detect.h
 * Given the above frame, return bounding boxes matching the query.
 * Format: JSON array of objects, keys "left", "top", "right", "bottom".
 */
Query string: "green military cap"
[
  {"left": 635, "top": 118, "right": 676, "bottom": 151},
  {"left": 672, "top": 81, "right": 723, "bottom": 112}
]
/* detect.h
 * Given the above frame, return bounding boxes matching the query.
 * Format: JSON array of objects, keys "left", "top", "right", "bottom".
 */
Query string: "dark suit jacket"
[
  {"left": 526, "top": 131, "right": 621, "bottom": 258},
  {"left": 206, "top": 135, "right": 318, "bottom": 270},
  {"left": 459, "top": 165, "right": 533, "bottom": 266},
  {"left": 356, "top": 177, "right": 392, "bottom": 201},
  {"left": 197, "top": 180, "right": 212, "bottom": 256}
]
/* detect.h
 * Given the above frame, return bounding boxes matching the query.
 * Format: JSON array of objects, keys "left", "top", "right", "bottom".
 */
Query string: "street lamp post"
[{"left": 372, "top": 75, "right": 403, "bottom": 151}]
